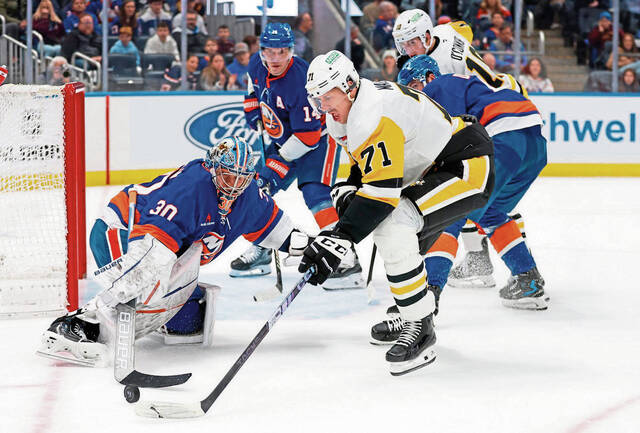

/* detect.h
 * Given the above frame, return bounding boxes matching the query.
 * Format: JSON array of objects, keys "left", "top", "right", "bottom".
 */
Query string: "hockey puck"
[{"left": 124, "top": 385, "right": 140, "bottom": 403}]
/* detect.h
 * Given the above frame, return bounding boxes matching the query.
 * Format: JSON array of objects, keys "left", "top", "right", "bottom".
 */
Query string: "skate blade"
[
  {"left": 322, "top": 275, "right": 365, "bottom": 291},
  {"left": 229, "top": 265, "right": 271, "bottom": 278},
  {"left": 447, "top": 274, "right": 496, "bottom": 289},
  {"left": 369, "top": 337, "right": 396, "bottom": 346},
  {"left": 501, "top": 295, "right": 549, "bottom": 311},
  {"left": 36, "top": 349, "right": 102, "bottom": 367},
  {"left": 389, "top": 348, "right": 437, "bottom": 376}
]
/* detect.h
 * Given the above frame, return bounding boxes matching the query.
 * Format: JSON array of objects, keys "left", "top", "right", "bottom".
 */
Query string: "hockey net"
[{"left": 0, "top": 83, "right": 86, "bottom": 317}]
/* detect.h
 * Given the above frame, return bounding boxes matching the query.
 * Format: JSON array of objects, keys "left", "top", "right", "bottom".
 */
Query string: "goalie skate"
[
  {"left": 448, "top": 238, "right": 495, "bottom": 288},
  {"left": 36, "top": 314, "right": 108, "bottom": 367},
  {"left": 230, "top": 245, "right": 272, "bottom": 277}
]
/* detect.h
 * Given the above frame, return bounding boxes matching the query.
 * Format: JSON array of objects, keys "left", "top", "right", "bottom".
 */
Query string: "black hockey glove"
[
  {"left": 330, "top": 182, "right": 357, "bottom": 217},
  {"left": 298, "top": 230, "right": 353, "bottom": 285}
]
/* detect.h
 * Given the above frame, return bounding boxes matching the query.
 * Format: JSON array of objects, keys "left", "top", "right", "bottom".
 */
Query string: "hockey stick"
[
  {"left": 135, "top": 267, "right": 315, "bottom": 418},
  {"left": 252, "top": 121, "right": 285, "bottom": 302},
  {"left": 366, "top": 244, "right": 377, "bottom": 304},
  {"left": 114, "top": 189, "right": 192, "bottom": 388}
]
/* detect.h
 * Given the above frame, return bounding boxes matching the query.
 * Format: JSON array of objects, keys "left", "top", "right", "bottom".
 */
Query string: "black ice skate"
[
  {"left": 448, "top": 237, "right": 496, "bottom": 288},
  {"left": 36, "top": 312, "right": 108, "bottom": 367},
  {"left": 322, "top": 248, "right": 365, "bottom": 290},
  {"left": 499, "top": 267, "right": 549, "bottom": 310},
  {"left": 386, "top": 315, "right": 436, "bottom": 376},
  {"left": 230, "top": 245, "right": 272, "bottom": 277},
  {"left": 370, "top": 316, "right": 404, "bottom": 345},
  {"left": 373, "top": 286, "right": 442, "bottom": 345}
]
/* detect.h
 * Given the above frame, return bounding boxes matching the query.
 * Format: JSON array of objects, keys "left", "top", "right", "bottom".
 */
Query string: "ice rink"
[{"left": 1, "top": 176, "right": 639, "bottom": 433}]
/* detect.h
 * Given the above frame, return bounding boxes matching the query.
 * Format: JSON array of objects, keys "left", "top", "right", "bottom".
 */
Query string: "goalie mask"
[{"left": 205, "top": 136, "right": 260, "bottom": 215}]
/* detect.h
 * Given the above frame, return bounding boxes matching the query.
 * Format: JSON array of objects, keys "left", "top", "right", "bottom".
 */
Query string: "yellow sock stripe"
[
  {"left": 356, "top": 191, "right": 400, "bottom": 208},
  {"left": 390, "top": 274, "right": 427, "bottom": 296}
]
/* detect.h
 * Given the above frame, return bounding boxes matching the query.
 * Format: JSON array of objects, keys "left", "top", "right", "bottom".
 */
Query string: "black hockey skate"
[
  {"left": 372, "top": 286, "right": 442, "bottom": 345},
  {"left": 370, "top": 316, "right": 404, "bottom": 345},
  {"left": 36, "top": 312, "right": 108, "bottom": 367},
  {"left": 499, "top": 267, "right": 549, "bottom": 310},
  {"left": 386, "top": 315, "right": 437, "bottom": 376},
  {"left": 448, "top": 237, "right": 496, "bottom": 288},
  {"left": 230, "top": 245, "right": 272, "bottom": 277}
]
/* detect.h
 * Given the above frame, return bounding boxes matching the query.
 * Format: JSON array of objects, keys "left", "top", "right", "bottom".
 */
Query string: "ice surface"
[{"left": 1, "top": 177, "right": 639, "bottom": 433}]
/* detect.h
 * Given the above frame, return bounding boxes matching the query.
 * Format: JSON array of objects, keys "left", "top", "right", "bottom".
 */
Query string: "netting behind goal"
[{"left": 0, "top": 83, "right": 86, "bottom": 316}]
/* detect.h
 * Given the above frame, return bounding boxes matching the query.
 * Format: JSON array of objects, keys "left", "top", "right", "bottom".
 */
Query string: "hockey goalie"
[{"left": 36, "top": 136, "right": 312, "bottom": 366}]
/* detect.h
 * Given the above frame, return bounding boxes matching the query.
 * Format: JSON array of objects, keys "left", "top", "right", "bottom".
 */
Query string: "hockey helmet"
[
  {"left": 305, "top": 50, "right": 360, "bottom": 114},
  {"left": 259, "top": 22, "right": 295, "bottom": 67},
  {"left": 205, "top": 136, "right": 260, "bottom": 199},
  {"left": 392, "top": 9, "right": 434, "bottom": 56},
  {"left": 398, "top": 55, "right": 441, "bottom": 90}
]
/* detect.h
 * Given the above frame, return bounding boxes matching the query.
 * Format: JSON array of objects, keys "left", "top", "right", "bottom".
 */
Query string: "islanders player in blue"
[
  {"left": 37, "top": 137, "right": 312, "bottom": 366},
  {"left": 398, "top": 55, "right": 548, "bottom": 313},
  {"left": 230, "top": 22, "right": 364, "bottom": 290}
]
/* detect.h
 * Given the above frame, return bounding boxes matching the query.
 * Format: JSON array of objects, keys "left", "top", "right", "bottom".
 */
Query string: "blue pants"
[
  {"left": 89, "top": 219, "right": 203, "bottom": 334},
  {"left": 426, "top": 125, "right": 547, "bottom": 286}
]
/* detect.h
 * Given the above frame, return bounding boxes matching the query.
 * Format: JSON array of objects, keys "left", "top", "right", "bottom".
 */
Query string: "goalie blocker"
[{"left": 37, "top": 136, "right": 313, "bottom": 367}]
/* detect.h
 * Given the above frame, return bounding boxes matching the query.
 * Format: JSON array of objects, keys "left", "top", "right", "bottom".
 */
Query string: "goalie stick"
[
  {"left": 134, "top": 267, "right": 315, "bottom": 418},
  {"left": 114, "top": 189, "right": 192, "bottom": 388},
  {"left": 252, "top": 120, "right": 285, "bottom": 302}
]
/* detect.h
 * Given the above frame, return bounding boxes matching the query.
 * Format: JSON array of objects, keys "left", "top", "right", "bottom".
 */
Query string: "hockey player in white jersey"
[
  {"left": 301, "top": 51, "right": 495, "bottom": 375},
  {"left": 392, "top": 9, "right": 531, "bottom": 288}
]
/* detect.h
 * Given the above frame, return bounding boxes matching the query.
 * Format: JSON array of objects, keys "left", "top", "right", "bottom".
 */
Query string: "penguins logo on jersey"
[{"left": 260, "top": 101, "right": 284, "bottom": 139}]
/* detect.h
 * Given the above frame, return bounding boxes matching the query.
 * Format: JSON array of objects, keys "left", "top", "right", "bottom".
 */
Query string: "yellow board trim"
[{"left": 390, "top": 275, "right": 427, "bottom": 296}]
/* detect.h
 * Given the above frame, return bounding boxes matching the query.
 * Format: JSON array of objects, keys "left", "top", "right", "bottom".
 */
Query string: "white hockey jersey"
[
  {"left": 327, "top": 78, "right": 463, "bottom": 211},
  {"left": 429, "top": 22, "right": 527, "bottom": 96}
]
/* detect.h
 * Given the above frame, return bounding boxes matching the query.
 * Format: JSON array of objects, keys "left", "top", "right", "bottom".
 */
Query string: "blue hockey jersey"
[
  {"left": 106, "top": 159, "right": 291, "bottom": 265},
  {"left": 245, "top": 53, "right": 323, "bottom": 151},
  {"left": 423, "top": 74, "right": 542, "bottom": 136}
]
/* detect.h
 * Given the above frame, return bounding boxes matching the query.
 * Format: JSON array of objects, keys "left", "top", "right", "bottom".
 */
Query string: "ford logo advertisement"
[{"left": 184, "top": 101, "right": 262, "bottom": 152}]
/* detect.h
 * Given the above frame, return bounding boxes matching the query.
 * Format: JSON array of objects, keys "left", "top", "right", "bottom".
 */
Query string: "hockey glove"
[
  {"left": 256, "top": 152, "right": 290, "bottom": 193},
  {"left": 244, "top": 97, "right": 260, "bottom": 131},
  {"left": 330, "top": 182, "right": 357, "bottom": 218},
  {"left": 287, "top": 229, "right": 312, "bottom": 257},
  {"left": 298, "top": 230, "right": 353, "bottom": 285}
]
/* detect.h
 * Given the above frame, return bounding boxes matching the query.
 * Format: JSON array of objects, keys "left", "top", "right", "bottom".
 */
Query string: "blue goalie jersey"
[{"left": 106, "top": 159, "right": 291, "bottom": 265}]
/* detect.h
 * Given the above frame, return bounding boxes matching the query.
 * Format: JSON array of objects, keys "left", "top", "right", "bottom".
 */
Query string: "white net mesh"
[{"left": 0, "top": 85, "right": 69, "bottom": 315}]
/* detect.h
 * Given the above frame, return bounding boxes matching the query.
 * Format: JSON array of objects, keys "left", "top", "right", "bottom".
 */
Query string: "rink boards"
[{"left": 82, "top": 91, "right": 640, "bottom": 186}]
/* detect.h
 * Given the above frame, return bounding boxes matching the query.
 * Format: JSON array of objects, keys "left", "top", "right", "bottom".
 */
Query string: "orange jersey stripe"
[
  {"left": 427, "top": 232, "right": 459, "bottom": 257},
  {"left": 294, "top": 130, "right": 322, "bottom": 146},
  {"left": 110, "top": 190, "right": 130, "bottom": 223},
  {"left": 243, "top": 205, "right": 279, "bottom": 243},
  {"left": 130, "top": 225, "right": 180, "bottom": 253},
  {"left": 479, "top": 100, "right": 539, "bottom": 126},
  {"left": 322, "top": 136, "right": 338, "bottom": 186},
  {"left": 489, "top": 220, "right": 522, "bottom": 253},
  {"left": 314, "top": 206, "right": 339, "bottom": 229}
]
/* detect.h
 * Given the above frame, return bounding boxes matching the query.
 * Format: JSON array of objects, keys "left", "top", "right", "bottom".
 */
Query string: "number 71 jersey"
[{"left": 430, "top": 22, "right": 527, "bottom": 97}]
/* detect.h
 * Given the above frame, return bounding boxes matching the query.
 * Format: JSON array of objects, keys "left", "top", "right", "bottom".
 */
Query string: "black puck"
[{"left": 124, "top": 385, "right": 140, "bottom": 403}]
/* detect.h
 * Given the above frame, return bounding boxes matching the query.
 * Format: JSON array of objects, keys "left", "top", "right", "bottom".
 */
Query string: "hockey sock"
[
  {"left": 460, "top": 220, "right": 485, "bottom": 253},
  {"left": 424, "top": 231, "right": 459, "bottom": 288},
  {"left": 487, "top": 219, "right": 536, "bottom": 275}
]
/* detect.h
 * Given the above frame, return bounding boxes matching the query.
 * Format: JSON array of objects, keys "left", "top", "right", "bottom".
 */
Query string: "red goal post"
[{"left": 0, "top": 82, "right": 86, "bottom": 316}]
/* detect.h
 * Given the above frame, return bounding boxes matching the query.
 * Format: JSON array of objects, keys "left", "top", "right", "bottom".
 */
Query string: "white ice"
[{"left": 1, "top": 177, "right": 639, "bottom": 433}]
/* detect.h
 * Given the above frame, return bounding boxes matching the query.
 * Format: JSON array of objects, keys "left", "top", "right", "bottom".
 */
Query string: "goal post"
[{"left": 0, "top": 82, "right": 86, "bottom": 316}]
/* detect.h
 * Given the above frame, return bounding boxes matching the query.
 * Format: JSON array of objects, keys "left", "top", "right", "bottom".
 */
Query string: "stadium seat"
[
  {"left": 141, "top": 53, "right": 175, "bottom": 73},
  {"left": 134, "top": 36, "right": 149, "bottom": 51},
  {"left": 107, "top": 36, "right": 119, "bottom": 50},
  {"left": 108, "top": 54, "right": 143, "bottom": 90}
]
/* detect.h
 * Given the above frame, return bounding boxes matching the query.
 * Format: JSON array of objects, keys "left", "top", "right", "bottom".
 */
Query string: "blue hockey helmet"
[
  {"left": 397, "top": 54, "right": 441, "bottom": 90},
  {"left": 205, "top": 136, "right": 260, "bottom": 199},
  {"left": 260, "top": 22, "right": 295, "bottom": 49}
]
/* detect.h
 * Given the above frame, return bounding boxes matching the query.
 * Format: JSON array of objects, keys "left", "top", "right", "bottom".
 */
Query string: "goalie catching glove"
[{"left": 298, "top": 230, "right": 354, "bottom": 285}]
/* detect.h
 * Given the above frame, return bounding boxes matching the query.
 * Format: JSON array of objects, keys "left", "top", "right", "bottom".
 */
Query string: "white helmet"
[
  {"left": 392, "top": 9, "right": 434, "bottom": 56},
  {"left": 305, "top": 50, "right": 360, "bottom": 113}
]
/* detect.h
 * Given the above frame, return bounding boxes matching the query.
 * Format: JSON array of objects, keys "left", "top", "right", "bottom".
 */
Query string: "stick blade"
[
  {"left": 253, "top": 285, "right": 282, "bottom": 302},
  {"left": 135, "top": 400, "right": 206, "bottom": 419},
  {"left": 120, "top": 370, "right": 192, "bottom": 388}
]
